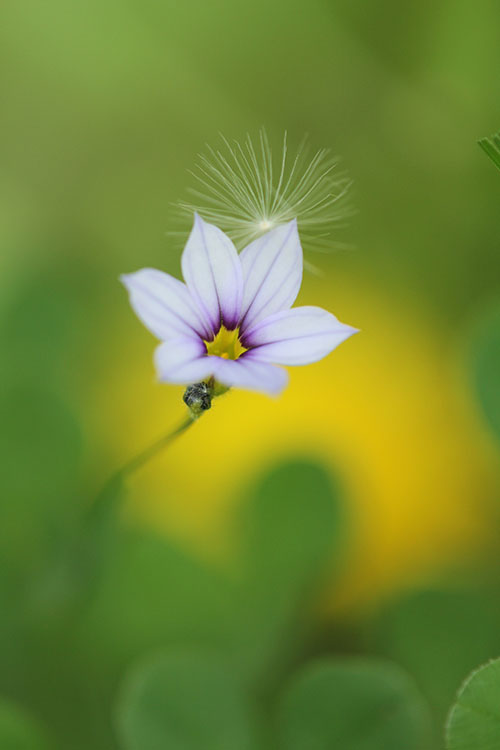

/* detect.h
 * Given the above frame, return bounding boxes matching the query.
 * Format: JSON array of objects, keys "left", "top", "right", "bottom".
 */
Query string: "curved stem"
[
  {"left": 31, "top": 411, "right": 200, "bottom": 625},
  {"left": 118, "top": 414, "right": 195, "bottom": 481},
  {"left": 90, "top": 413, "right": 196, "bottom": 517}
]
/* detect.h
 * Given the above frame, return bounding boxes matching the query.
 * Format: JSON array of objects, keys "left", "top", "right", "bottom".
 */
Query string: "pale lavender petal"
[
  {"left": 243, "top": 306, "right": 358, "bottom": 365},
  {"left": 121, "top": 269, "right": 211, "bottom": 340},
  {"left": 239, "top": 220, "right": 303, "bottom": 333},
  {"left": 181, "top": 214, "right": 243, "bottom": 334},
  {"left": 154, "top": 337, "right": 214, "bottom": 384},
  {"left": 211, "top": 354, "right": 288, "bottom": 395}
]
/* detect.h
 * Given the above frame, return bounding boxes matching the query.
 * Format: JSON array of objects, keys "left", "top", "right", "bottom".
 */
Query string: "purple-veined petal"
[
  {"left": 121, "top": 269, "right": 212, "bottom": 340},
  {"left": 239, "top": 220, "right": 303, "bottom": 333},
  {"left": 243, "top": 306, "right": 358, "bottom": 365},
  {"left": 181, "top": 214, "right": 243, "bottom": 334},
  {"left": 154, "top": 337, "right": 214, "bottom": 384},
  {"left": 211, "top": 354, "right": 288, "bottom": 395}
]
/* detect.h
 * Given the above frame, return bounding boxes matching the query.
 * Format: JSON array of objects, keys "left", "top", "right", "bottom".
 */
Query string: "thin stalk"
[
  {"left": 113, "top": 415, "right": 194, "bottom": 483},
  {"left": 90, "top": 413, "right": 197, "bottom": 520}
]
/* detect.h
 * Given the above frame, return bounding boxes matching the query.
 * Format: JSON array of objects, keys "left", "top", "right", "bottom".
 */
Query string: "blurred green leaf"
[
  {"left": 78, "top": 459, "right": 346, "bottom": 690},
  {"left": 468, "top": 301, "right": 500, "bottom": 439},
  {"left": 78, "top": 529, "right": 238, "bottom": 662},
  {"left": 26, "top": 474, "right": 126, "bottom": 629},
  {"left": 54, "top": 532, "right": 244, "bottom": 749},
  {"left": 368, "top": 588, "right": 500, "bottom": 727},
  {"left": 0, "top": 269, "right": 81, "bottom": 387},
  {"left": 0, "top": 384, "right": 81, "bottom": 567},
  {"left": 0, "top": 384, "right": 81, "bottom": 497},
  {"left": 276, "top": 658, "right": 434, "bottom": 750},
  {"left": 233, "top": 459, "right": 345, "bottom": 683},
  {"left": 0, "top": 697, "right": 54, "bottom": 750},
  {"left": 446, "top": 658, "right": 500, "bottom": 750},
  {"left": 115, "top": 650, "right": 258, "bottom": 750},
  {"left": 241, "top": 458, "right": 344, "bottom": 591}
]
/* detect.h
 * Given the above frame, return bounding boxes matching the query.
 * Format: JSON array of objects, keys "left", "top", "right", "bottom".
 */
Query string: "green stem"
[
  {"left": 92, "top": 376, "right": 224, "bottom": 513},
  {"left": 31, "top": 409, "right": 202, "bottom": 625},
  {"left": 116, "top": 414, "right": 195, "bottom": 481},
  {"left": 88, "top": 412, "right": 198, "bottom": 524}
]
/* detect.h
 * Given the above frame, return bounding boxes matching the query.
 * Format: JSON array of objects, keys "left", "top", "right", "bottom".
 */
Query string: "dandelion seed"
[{"left": 173, "top": 130, "right": 353, "bottom": 265}]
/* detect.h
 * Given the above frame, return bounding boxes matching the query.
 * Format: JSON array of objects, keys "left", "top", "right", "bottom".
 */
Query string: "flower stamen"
[{"left": 204, "top": 325, "right": 247, "bottom": 360}]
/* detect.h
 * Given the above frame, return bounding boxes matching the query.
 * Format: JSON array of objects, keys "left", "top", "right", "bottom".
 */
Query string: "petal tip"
[
  {"left": 268, "top": 384, "right": 288, "bottom": 397},
  {"left": 285, "top": 217, "right": 299, "bottom": 235},
  {"left": 269, "top": 372, "right": 289, "bottom": 397},
  {"left": 119, "top": 272, "right": 133, "bottom": 288},
  {"left": 193, "top": 211, "right": 206, "bottom": 228}
]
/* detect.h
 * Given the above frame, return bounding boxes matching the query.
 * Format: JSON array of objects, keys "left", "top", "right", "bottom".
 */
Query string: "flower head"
[{"left": 121, "top": 214, "right": 357, "bottom": 396}]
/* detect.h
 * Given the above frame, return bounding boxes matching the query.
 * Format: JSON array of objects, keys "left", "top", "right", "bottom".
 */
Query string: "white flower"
[{"left": 121, "top": 215, "right": 357, "bottom": 396}]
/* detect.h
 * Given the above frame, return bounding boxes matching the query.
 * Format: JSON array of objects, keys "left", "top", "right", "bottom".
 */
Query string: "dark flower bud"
[{"left": 183, "top": 382, "right": 213, "bottom": 417}]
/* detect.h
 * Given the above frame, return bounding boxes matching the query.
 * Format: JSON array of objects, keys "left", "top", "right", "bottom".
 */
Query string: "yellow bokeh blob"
[{"left": 91, "top": 273, "right": 500, "bottom": 611}]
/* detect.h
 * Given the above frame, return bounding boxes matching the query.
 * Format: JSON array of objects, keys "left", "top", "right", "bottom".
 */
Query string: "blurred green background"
[{"left": 1, "top": 0, "right": 500, "bottom": 748}]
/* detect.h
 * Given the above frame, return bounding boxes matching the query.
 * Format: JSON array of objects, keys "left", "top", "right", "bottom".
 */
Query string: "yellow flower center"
[{"left": 204, "top": 326, "right": 247, "bottom": 360}]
